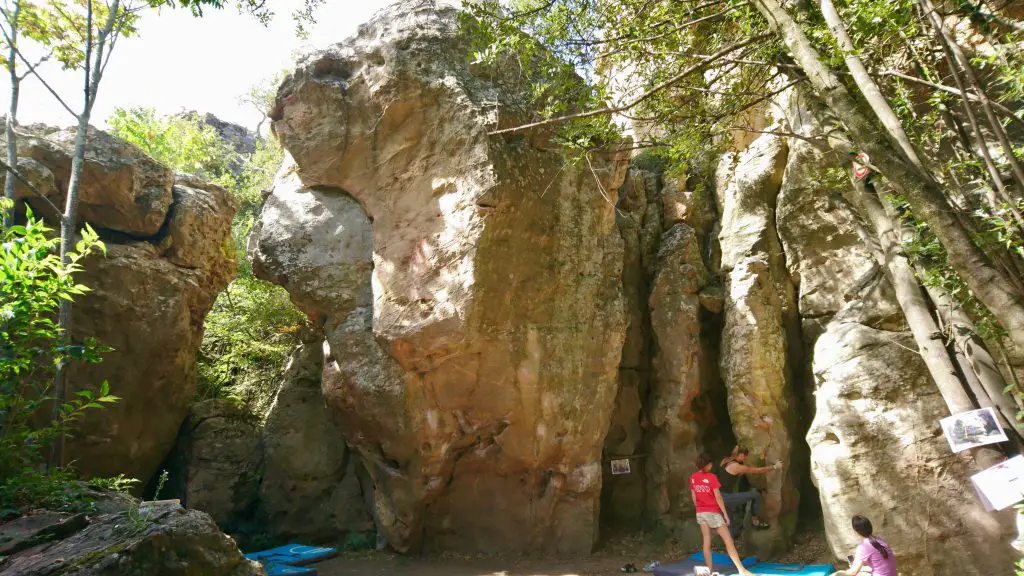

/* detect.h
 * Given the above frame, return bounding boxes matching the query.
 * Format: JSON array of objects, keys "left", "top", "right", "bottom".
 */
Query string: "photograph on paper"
[
  {"left": 940, "top": 407, "right": 1008, "bottom": 453},
  {"left": 610, "top": 458, "right": 631, "bottom": 475}
]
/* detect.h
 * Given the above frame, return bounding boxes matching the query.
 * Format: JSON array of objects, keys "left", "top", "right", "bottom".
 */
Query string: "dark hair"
[
  {"left": 852, "top": 515, "right": 889, "bottom": 559},
  {"left": 731, "top": 445, "right": 750, "bottom": 457},
  {"left": 696, "top": 452, "right": 713, "bottom": 470}
]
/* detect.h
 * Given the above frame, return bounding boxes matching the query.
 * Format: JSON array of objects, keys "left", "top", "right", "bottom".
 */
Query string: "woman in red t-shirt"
[{"left": 690, "top": 452, "right": 754, "bottom": 576}]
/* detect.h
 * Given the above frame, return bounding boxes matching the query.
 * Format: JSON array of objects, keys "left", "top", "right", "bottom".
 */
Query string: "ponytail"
[
  {"left": 732, "top": 445, "right": 749, "bottom": 457},
  {"left": 852, "top": 515, "right": 888, "bottom": 559},
  {"left": 868, "top": 536, "right": 889, "bottom": 560}
]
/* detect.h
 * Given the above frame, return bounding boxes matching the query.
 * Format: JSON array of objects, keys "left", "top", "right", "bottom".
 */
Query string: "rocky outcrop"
[
  {"left": 250, "top": 0, "right": 628, "bottom": 554},
  {"left": 779, "top": 91, "right": 1018, "bottom": 574},
  {"left": 0, "top": 497, "right": 263, "bottom": 576},
  {"left": 260, "top": 342, "right": 373, "bottom": 541},
  {"left": 808, "top": 323, "right": 1014, "bottom": 575},
  {"left": 169, "top": 400, "right": 263, "bottom": 527},
  {"left": 715, "top": 126, "right": 802, "bottom": 553},
  {"left": 2, "top": 125, "right": 236, "bottom": 484},
  {"left": 17, "top": 126, "right": 175, "bottom": 236}
]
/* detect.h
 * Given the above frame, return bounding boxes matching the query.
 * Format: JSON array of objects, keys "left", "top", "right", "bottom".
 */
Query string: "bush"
[
  {"left": 108, "top": 104, "right": 305, "bottom": 420},
  {"left": 0, "top": 208, "right": 119, "bottom": 512}
]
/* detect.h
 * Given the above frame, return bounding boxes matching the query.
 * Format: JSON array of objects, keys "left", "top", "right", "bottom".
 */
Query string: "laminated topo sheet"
[{"left": 653, "top": 553, "right": 834, "bottom": 576}]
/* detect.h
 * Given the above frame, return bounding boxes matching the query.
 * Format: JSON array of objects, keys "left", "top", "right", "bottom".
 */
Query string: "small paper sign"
[
  {"left": 610, "top": 458, "right": 631, "bottom": 475},
  {"left": 971, "top": 455, "right": 1024, "bottom": 511},
  {"left": 852, "top": 152, "right": 870, "bottom": 180},
  {"left": 940, "top": 407, "right": 1008, "bottom": 453}
]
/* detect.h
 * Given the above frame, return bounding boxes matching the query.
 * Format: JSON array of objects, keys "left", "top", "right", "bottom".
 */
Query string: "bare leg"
[
  {"left": 700, "top": 523, "right": 713, "bottom": 572},
  {"left": 715, "top": 525, "right": 754, "bottom": 576}
]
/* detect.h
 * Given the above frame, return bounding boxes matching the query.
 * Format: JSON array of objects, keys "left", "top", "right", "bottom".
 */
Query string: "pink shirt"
[{"left": 856, "top": 537, "right": 896, "bottom": 576}]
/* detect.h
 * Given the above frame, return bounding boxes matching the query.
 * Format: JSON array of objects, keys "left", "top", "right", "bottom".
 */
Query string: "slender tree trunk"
[
  {"left": 849, "top": 177, "right": 971, "bottom": 412},
  {"left": 818, "top": 0, "right": 926, "bottom": 171},
  {"left": 4, "top": 0, "right": 20, "bottom": 228},
  {"left": 849, "top": 175, "right": 1004, "bottom": 469},
  {"left": 753, "top": 0, "right": 1024, "bottom": 362},
  {"left": 52, "top": 0, "right": 120, "bottom": 468},
  {"left": 886, "top": 203, "right": 1021, "bottom": 437},
  {"left": 919, "top": 0, "right": 1024, "bottom": 195}
]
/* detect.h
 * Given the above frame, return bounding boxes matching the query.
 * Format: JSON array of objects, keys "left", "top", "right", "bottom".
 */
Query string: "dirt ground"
[{"left": 315, "top": 527, "right": 834, "bottom": 576}]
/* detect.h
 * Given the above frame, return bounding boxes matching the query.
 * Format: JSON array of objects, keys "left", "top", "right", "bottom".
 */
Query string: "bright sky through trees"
[{"left": 2, "top": 0, "right": 390, "bottom": 131}]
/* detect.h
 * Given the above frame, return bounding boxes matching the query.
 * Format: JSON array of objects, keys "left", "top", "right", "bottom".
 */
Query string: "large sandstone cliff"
[{"left": 225, "top": 2, "right": 1019, "bottom": 571}]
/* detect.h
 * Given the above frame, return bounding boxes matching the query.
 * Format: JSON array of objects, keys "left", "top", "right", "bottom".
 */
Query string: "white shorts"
[{"left": 696, "top": 512, "right": 726, "bottom": 528}]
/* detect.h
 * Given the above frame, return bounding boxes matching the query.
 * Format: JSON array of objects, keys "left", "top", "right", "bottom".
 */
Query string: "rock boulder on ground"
[
  {"left": 2, "top": 125, "right": 237, "bottom": 485},
  {"left": 260, "top": 342, "right": 374, "bottom": 542},
  {"left": 0, "top": 498, "right": 263, "bottom": 576},
  {"left": 250, "top": 0, "right": 628, "bottom": 554}
]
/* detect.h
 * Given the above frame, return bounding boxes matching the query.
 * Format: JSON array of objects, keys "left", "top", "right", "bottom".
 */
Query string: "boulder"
[
  {"left": 170, "top": 400, "right": 263, "bottom": 528},
  {"left": 18, "top": 126, "right": 174, "bottom": 236},
  {"left": 260, "top": 343, "right": 373, "bottom": 541},
  {"left": 808, "top": 321, "right": 1016, "bottom": 575},
  {"left": 1, "top": 126, "right": 239, "bottom": 484},
  {"left": 251, "top": 0, "right": 629, "bottom": 554},
  {"left": 0, "top": 500, "right": 264, "bottom": 576},
  {"left": 67, "top": 237, "right": 231, "bottom": 483}
]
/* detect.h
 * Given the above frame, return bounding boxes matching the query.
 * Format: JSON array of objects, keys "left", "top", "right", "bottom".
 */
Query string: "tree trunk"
[
  {"left": 848, "top": 175, "right": 1004, "bottom": 469},
  {"left": 885, "top": 202, "right": 1022, "bottom": 438},
  {"left": 53, "top": 0, "right": 121, "bottom": 468},
  {"left": 919, "top": 0, "right": 1024, "bottom": 195},
  {"left": 818, "top": 0, "right": 926, "bottom": 171},
  {"left": 848, "top": 177, "right": 971, "bottom": 410},
  {"left": 4, "top": 0, "right": 20, "bottom": 228},
  {"left": 753, "top": 0, "right": 1024, "bottom": 363}
]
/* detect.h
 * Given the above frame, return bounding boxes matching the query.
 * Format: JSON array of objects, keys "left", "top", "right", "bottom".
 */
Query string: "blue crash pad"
[
  {"left": 265, "top": 565, "right": 317, "bottom": 576},
  {"left": 745, "top": 562, "right": 835, "bottom": 575},
  {"left": 653, "top": 553, "right": 833, "bottom": 576},
  {"left": 245, "top": 544, "right": 338, "bottom": 567}
]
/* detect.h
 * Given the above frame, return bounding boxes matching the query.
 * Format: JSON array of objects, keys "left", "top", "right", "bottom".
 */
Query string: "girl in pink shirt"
[{"left": 840, "top": 515, "right": 897, "bottom": 576}]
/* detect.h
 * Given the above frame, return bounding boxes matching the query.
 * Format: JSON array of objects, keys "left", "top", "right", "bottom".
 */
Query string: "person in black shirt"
[{"left": 718, "top": 445, "right": 782, "bottom": 530}]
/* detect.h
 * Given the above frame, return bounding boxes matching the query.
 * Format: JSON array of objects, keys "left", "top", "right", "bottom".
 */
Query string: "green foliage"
[
  {"left": 196, "top": 276, "right": 304, "bottom": 417},
  {"left": 86, "top": 474, "right": 139, "bottom": 493},
  {"left": 108, "top": 107, "right": 238, "bottom": 188},
  {"left": 107, "top": 98, "right": 301, "bottom": 420},
  {"left": 0, "top": 205, "right": 120, "bottom": 512},
  {"left": 341, "top": 530, "right": 376, "bottom": 552}
]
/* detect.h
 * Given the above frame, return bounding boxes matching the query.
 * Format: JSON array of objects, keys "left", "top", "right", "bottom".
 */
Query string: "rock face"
[
  {"left": 231, "top": 3, "right": 1016, "bottom": 568},
  {"left": 168, "top": 400, "right": 263, "bottom": 528},
  {"left": 0, "top": 498, "right": 264, "bottom": 576},
  {"left": 2, "top": 125, "right": 236, "bottom": 484},
  {"left": 809, "top": 323, "right": 1014, "bottom": 575},
  {"left": 715, "top": 123, "right": 802, "bottom": 552},
  {"left": 260, "top": 342, "right": 374, "bottom": 541},
  {"left": 250, "top": 0, "right": 628, "bottom": 554},
  {"left": 781, "top": 91, "right": 1018, "bottom": 574}
]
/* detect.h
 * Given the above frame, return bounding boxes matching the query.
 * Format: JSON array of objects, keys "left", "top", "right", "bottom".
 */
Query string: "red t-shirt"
[{"left": 690, "top": 471, "right": 722, "bottom": 514}]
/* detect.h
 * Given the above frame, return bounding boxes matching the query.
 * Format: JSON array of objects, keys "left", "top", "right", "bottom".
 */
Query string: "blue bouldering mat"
[
  {"left": 654, "top": 553, "right": 757, "bottom": 576},
  {"left": 245, "top": 544, "right": 338, "bottom": 566},
  {"left": 653, "top": 553, "right": 833, "bottom": 576},
  {"left": 745, "top": 562, "right": 835, "bottom": 575},
  {"left": 264, "top": 565, "right": 317, "bottom": 576}
]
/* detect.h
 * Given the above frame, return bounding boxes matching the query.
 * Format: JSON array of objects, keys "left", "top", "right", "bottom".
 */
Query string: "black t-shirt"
[{"left": 717, "top": 459, "right": 750, "bottom": 493}]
